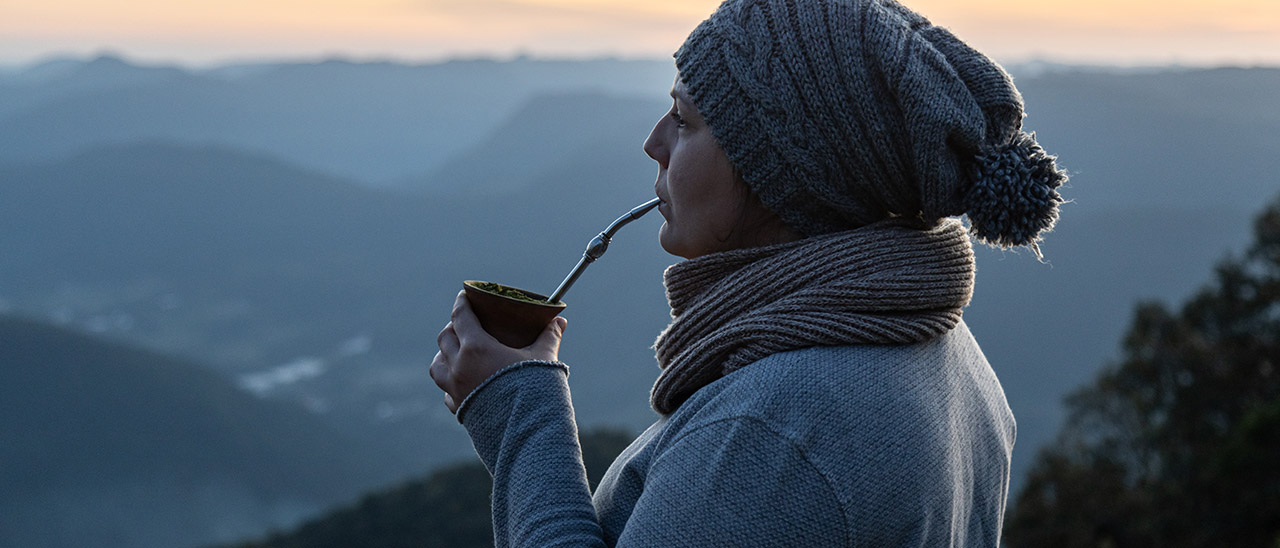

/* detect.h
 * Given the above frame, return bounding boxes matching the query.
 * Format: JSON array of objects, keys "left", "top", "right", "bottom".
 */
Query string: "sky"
[{"left": 1, "top": 0, "right": 1278, "bottom": 68}]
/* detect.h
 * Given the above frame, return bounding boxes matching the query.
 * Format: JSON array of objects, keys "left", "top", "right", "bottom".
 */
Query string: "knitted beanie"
[{"left": 675, "top": 0, "right": 1067, "bottom": 253}]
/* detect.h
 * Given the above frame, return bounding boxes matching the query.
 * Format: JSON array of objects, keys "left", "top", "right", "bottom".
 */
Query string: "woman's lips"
[{"left": 655, "top": 178, "right": 668, "bottom": 217}]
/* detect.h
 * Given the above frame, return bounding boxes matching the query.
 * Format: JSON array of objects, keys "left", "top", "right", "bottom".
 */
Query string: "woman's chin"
[
  {"left": 658, "top": 226, "right": 675, "bottom": 256},
  {"left": 658, "top": 225, "right": 688, "bottom": 259}
]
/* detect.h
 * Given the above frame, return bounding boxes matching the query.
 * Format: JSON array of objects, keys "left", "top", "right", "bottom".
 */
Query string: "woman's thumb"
[{"left": 531, "top": 316, "right": 567, "bottom": 355}]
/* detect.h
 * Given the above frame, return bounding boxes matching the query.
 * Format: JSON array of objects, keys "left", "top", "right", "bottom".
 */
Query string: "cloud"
[{"left": 239, "top": 357, "right": 328, "bottom": 396}]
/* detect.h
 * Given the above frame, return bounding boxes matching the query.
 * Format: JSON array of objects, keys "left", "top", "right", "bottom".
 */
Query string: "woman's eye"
[{"left": 669, "top": 111, "right": 686, "bottom": 127}]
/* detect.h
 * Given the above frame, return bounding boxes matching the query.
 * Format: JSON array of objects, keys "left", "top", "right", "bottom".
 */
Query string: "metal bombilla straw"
[{"left": 547, "top": 197, "right": 661, "bottom": 304}]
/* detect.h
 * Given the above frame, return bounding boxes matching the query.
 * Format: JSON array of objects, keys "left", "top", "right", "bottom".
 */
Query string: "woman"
[{"left": 430, "top": 0, "right": 1066, "bottom": 545}]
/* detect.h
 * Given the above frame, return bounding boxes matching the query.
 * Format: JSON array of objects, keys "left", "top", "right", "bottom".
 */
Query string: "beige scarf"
[{"left": 650, "top": 218, "right": 976, "bottom": 414}]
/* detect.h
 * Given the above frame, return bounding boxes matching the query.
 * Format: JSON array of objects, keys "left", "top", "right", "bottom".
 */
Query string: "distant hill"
[
  {"left": 0, "top": 93, "right": 674, "bottom": 487},
  {"left": 0, "top": 88, "right": 671, "bottom": 366},
  {"left": 1, "top": 63, "right": 1277, "bottom": 507},
  {"left": 0, "top": 315, "right": 420, "bottom": 548},
  {"left": 0, "top": 55, "right": 193, "bottom": 118},
  {"left": 0, "top": 141, "right": 486, "bottom": 482},
  {"left": 1015, "top": 67, "right": 1280, "bottom": 212},
  {"left": 0, "top": 55, "right": 675, "bottom": 185},
  {"left": 409, "top": 91, "right": 666, "bottom": 195}
]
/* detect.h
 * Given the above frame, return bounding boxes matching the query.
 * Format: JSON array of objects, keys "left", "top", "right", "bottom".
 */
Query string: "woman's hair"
[{"left": 675, "top": 0, "right": 1067, "bottom": 256}]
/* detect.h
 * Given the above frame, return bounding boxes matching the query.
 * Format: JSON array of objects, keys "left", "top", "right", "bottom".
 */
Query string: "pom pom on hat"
[{"left": 964, "top": 131, "right": 1067, "bottom": 259}]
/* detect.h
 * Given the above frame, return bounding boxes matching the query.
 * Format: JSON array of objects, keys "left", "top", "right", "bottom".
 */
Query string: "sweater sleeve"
[
  {"left": 458, "top": 363, "right": 846, "bottom": 548},
  {"left": 614, "top": 417, "right": 847, "bottom": 547},
  {"left": 457, "top": 360, "right": 606, "bottom": 548}
]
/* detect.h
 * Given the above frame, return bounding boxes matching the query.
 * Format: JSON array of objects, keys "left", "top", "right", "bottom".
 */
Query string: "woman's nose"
[{"left": 643, "top": 117, "right": 668, "bottom": 165}]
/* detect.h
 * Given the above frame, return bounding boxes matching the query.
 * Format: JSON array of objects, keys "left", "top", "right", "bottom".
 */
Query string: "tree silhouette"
[
  {"left": 222, "top": 428, "right": 634, "bottom": 548},
  {"left": 1004, "top": 197, "right": 1280, "bottom": 547}
]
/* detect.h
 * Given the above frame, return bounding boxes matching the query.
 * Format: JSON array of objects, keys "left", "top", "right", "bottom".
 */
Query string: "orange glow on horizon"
[{"left": 1, "top": 0, "right": 1277, "bottom": 66}]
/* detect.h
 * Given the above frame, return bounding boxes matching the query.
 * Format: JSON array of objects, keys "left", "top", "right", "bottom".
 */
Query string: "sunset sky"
[{"left": 2, "top": 0, "right": 1278, "bottom": 67}]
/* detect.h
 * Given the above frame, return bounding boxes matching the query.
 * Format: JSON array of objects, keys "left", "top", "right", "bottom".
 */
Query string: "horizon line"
[{"left": 3, "top": 48, "right": 1280, "bottom": 73}]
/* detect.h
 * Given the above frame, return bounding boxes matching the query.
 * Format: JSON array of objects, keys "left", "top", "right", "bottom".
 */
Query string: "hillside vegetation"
[
  {"left": 222, "top": 430, "right": 634, "bottom": 548},
  {"left": 0, "top": 316, "right": 417, "bottom": 548},
  {"left": 1005, "top": 195, "right": 1280, "bottom": 546}
]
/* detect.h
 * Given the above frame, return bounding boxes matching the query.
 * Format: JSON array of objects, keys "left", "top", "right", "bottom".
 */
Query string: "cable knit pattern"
[
  {"left": 651, "top": 217, "right": 974, "bottom": 414},
  {"left": 674, "top": 0, "right": 1066, "bottom": 254}
]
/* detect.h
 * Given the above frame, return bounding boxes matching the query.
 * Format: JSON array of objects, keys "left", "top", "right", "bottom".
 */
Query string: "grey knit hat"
[{"left": 675, "top": 0, "right": 1067, "bottom": 254}]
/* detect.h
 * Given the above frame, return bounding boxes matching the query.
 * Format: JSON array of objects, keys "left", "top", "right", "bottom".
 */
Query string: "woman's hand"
[{"left": 430, "top": 290, "right": 568, "bottom": 413}]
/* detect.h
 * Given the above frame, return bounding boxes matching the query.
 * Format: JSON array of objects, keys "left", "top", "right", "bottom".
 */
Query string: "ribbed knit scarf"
[{"left": 650, "top": 218, "right": 976, "bottom": 415}]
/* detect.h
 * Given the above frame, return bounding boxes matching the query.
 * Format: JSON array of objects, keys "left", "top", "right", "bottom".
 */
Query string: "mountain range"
[
  {"left": 0, "top": 54, "right": 675, "bottom": 186},
  {"left": 2, "top": 55, "right": 1277, "bottom": 546}
]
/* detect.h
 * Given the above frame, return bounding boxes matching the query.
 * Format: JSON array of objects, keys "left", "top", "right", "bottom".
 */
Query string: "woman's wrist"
[{"left": 455, "top": 360, "right": 569, "bottom": 425}]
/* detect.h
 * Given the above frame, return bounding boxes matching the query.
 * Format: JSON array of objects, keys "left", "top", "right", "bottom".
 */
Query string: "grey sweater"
[{"left": 458, "top": 321, "right": 1015, "bottom": 547}]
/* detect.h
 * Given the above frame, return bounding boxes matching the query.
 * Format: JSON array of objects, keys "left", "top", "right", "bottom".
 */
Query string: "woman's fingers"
[
  {"left": 449, "top": 289, "right": 491, "bottom": 347},
  {"left": 431, "top": 291, "right": 567, "bottom": 414},
  {"left": 428, "top": 350, "right": 448, "bottom": 387},
  {"left": 449, "top": 289, "right": 474, "bottom": 328},
  {"left": 429, "top": 350, "right": 462, "bottom": 413},
  {"left": 436, "top": 322, "right": 458, "bottom": 356}
]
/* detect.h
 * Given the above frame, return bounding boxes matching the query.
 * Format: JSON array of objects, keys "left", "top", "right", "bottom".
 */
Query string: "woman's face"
[{"left": 645, "top": 77, "right": 754, "bottom": 260}]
